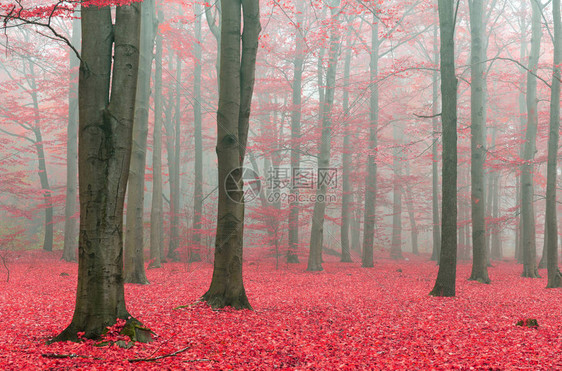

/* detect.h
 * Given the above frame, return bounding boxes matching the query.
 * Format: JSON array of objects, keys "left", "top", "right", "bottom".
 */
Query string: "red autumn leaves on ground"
[{"left": 0, "top": 250, "right": 561, "bottom": 369}]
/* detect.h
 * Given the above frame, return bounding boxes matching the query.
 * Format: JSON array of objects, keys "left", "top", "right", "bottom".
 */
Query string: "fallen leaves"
[{"left": 0, "top": 250, "right": 561, "bottom": 369}]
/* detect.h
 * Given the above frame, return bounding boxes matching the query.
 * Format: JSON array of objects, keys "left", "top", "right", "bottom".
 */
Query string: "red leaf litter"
[{"left": 1, "top": 250, "right": 562, "bottom": 370}]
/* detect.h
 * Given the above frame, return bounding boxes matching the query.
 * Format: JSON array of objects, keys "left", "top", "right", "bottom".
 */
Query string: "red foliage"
[{"left": 0, "top": 251, "right": 561, "bottom": 369}]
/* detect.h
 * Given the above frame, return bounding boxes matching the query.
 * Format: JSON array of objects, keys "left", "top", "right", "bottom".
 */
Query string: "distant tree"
[{"left": 430, "top": 0, "right": 458, "bottom": 297}]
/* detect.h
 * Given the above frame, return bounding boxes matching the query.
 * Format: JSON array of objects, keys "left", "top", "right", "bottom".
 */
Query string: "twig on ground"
[{"left": 128, "top": 345, "right": 191, "bottom": 363}]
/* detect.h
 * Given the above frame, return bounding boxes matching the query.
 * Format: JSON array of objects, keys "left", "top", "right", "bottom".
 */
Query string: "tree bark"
[
  {"left": 202, "top": 0, "right": 260, "bottom": 309},
  {"left": 190, "top": 2, "right": 204, "bottom": 263},
  {"left": 62, "top": 12, "right": 80, "bottom": 262},
  {"left": 521, "top": 0, "right": 541, "bottom": 278},
  {"left": 430, "top": 22, "right": 441, "bottom": 262},
  {"left": 468, "top": 0, "right": 490, "bottom": 284},
  {"left": 53, "top": 3, "right": 145, "bottom": 342},
  {"left": 125, "top": 0, "right": 154, "bottom": 284},
  {"left": 362, "top": 12, "right": 379, "bottom": 268},
  {"left": 430, "top": 0, "right": 457, "bottom": 297},
  {"left": 307, "top": 6, "right": 340, "bottom": 272},
  {"left": 150, "top": 8, "right": 164, "bottom": 269},
  {"left": 546, "top": 0, "right": 562, "bottom": 288}
]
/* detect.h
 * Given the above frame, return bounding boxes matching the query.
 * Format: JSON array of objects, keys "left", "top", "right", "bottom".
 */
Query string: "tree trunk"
[
  {"left": 430, "top": 22, "right": 441, "bottom": 262},
  {"left": 430, "top": 0, "right": 457, "bottom": 297},
  {"left": 307, "top": 6, "right": 340, "bottom": 272},
  {"left": 362, "top": 13, "right": 379, "bottom": 268},
  {"left": 53, "top": 3, "right": 146, "bottom": 342},
  {"left": 340, "top": 24, "right": 353, "bottom": 263},
  {"left": 521, "top": 0, "right": 541, "bottom": 278},
  {"left": 190, "top": 2, "right": 204, "bottom": 263},
  {"left": 468, "top": 0, "right": 490, "bottom": 284},
  {"left": 202, "top": 0, "right": 260, "bottom": 309},
  {"left": 287, "top": 0, "right": 305, "bottom": 264},
  {"left": 62, "top": 12, "right": 80, "bottom": 262},
  {"left": 167, "top": 54, "right": 182, "bottom": 262},
  {"left": 546, "top": 0, "right": 562, "bottom": 288},
  {"left": 150, "top": 8, "right": 164, "bottom": 269},
  {"left": 125, "top": 0, "right": 154, "bottom": 284},
  {"left": 490, "top": 174, "right": 502, "bottom": 260},
  {"left": 390, "top": 123, "right": 403, "bottom": 260},
  {"left": 404, "top": 162, "right": 419, "bottom": 255}
]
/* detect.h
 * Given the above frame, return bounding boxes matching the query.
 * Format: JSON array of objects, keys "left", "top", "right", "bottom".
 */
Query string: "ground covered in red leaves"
[{"left": 1, "top": 250, "right": 561, "bottom": 370}]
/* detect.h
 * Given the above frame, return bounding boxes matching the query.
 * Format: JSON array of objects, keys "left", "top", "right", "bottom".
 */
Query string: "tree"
[
  {"left": 520, "top": 0, "right": 541, "bottom": 278},
  {"left": 430, "top": 0, "right": 458, "bottom": 297},
  {"left": 390, "top": 123, "right": 403, "bottom": 260},
  {"left": 545, "top": 0, "right": 562, "bottom": 288},
  {"left": 53, "top": 2, "right": 148, "bottom": 342},
  {"left": 468, "top": 0, "right": 490, "bottom": 284},
  {"left": 307, "top": 2, "right": 341, "bottom": 272},
  {"left": 62, "top": 12, "right": 80, "bottom": 262},
  {"left": 430, "top": 22, "right": 441, "bottom": 263},
  {"left": 125, "top": 0, "right": 155, "bottom": 284},
  {"left": 201, "top": 0, "right": 260, "bottom": 309}
]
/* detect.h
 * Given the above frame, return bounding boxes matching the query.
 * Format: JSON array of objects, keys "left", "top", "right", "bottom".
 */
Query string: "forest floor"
[{"left": 0, "top": 249, "right": 561, "bottom": 370}]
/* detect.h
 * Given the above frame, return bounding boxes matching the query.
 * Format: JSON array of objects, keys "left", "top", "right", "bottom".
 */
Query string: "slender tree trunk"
[
  {"left": 490, "top": 174, "right": 502, "bottom": 260},
  {"left": 190, "top": 2, "right": 204, "bottom": 263},
  {"left": 430, "top": 0, "right": 457, "bottom": 297},
  {"left": 63, "top": 13, "right": 80, "bottom": 262},
  {"left": 202, "top": 0, "right": 260, "bottom": 309},
  {"left": 546, "top": 0, "right": 562, "bottom": 288},
  {"left": 150, "top": 8, "right": 164, "bottom": 268},
  {"left": 404, "top": 162, "right": 419, "bottom": 255},
  {"left": 125, "top": 0, "right": 154, "bottom": 284},
  {"left": 362, "top": 13, "right": 379, "bottom": 268},
  {"left": 340, "top": 24, "right": 353, "bottom": 263},
  {"left": 521, "top": 0, "right": 541, "bottom": 278},
  {"left": 167, "top": 55, "right": 182, "bottom": 262},
  {"left": 390, "top": 124, "right": 403, "bottom": 260},
  {"left": 307, "top": 6, "right": 340, "bottom": 272},
  {"left": 430, "top": 22, "right": 441, "bottom": 262},
  {"left": 53, "top": 3, "right": 147, "bottom": 342},
  {"left": 287, "top": 0, "right": 305, "bottom": 264},
  {"left": 468, "top": 0, "right": 490, "bottom": 284}
]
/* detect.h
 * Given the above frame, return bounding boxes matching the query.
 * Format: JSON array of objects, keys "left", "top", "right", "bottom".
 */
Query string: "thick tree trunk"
[
  {"left": 307, "top": 6, "right": 340, "bottom": 272},
  {"left": 53, "top": 3, "right": 145, "bottom": 342},
  {"left": 125, "top": 0, "right": 154, "bottom": 284},
  {"left": 150, "top": 8, "right": 164, "bottom": 269},
  {"left": 521, "top": 0, "right": 541, "bottom": 278},
  {"left": 190, "top": 2, "right": 204, "bottom": 263},
  {"left": 546, "top": 0, "right": 562, "bottom": 288},
  {"left": 63, "top": 13, "right": 80, "bottom": 262},
  {"left": 362, "top": 14, "right": 379, "bottom": 268},
  {"left": 430, "top": 22, "right": 441, "bottom": 262},
  {"left": 287, "top": 0, "right": 305, "bottom": 264},
  {"left": 468, "top": 0, "right": 490, "bottom": 284},
  {"left": 430, "top": 0, "right": 457, "bottom": 297},
  {"left": 202, "top": 0, "right": 260, "bottom": 309}
]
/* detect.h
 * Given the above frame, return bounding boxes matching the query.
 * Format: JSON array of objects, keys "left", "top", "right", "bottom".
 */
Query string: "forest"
[{"left": 0, "top": 0, "right": 561, "bottom": 368}]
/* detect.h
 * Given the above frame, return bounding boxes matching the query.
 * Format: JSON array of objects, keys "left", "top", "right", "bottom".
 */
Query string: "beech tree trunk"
[
  {"left": 390, "top": 123, "right": 403, "bottom": 260},
  {"left": 362, "top": 12, "right": 379, "bottom": 268},
  {"left": 53, "top": 3, "right": 145, "bottom": 342},
  {"left": 430, "top": 0, "right": 457, "bottom": 297},
  {"left": 546, "top": 0, "right": 562, "bottom": 288},
  {"left": 202, "top": 0, "right": 260, "bottom": 309},
  {"left": 150, "top": 8, "right": 164, "bottom": 268},
  {"left": 340, "top": 24, "right": 353, "bottom": 263},
  {"left": 404, "top": 162, "right": 419, "bottom": 255},
  {"left": 287, "top": 0, "right": 305, "bottom": 264},
  {"left": 307, "top": 5, "right": 340, "bottom": 272},
  {"left": 521, "top": 0, "right": 541, "bottom": 278},
  {"left": 190, "top": 2, "right": 204, "bottom": 263},
  {"left": 62, "top": 13, "right": 80, "bottom": 262},
  {"left": 468, "top": 0, "right": 490, "bottom": 284},
  {"left": 430, "top": 22, "right": 441, "bottom": 262},
  {"left": 125, "top": 0, "right": 154, "bottom": 284}
]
